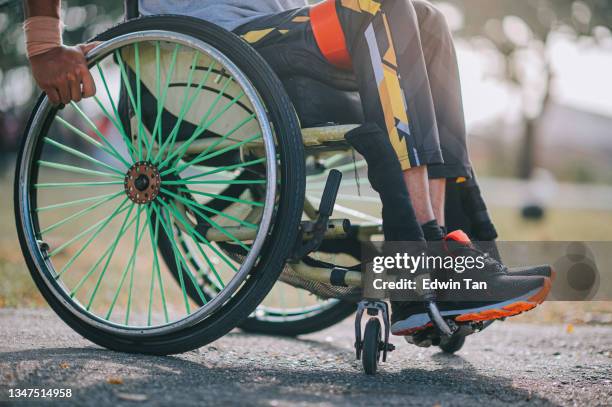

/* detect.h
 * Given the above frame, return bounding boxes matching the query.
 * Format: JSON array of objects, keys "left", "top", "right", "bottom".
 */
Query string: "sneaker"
[{"left": 391, "top": 230, "right": 552, "bottom": 336}]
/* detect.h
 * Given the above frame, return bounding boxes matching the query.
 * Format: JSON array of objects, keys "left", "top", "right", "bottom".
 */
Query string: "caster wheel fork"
[{"left": 354, "top": 300, "right": 395, "bottom": 375}]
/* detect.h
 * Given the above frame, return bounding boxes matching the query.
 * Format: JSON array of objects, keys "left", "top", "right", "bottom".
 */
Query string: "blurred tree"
[{"left": 445, "top": 0, "right": 612, "bottom": 178}]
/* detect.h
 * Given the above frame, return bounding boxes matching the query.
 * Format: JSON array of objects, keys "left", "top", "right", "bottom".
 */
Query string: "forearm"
[
  {"left": 23, "top": 0, "right": 97, "bottom": 104},
  {"left": 23, "top": 0, "right": 63, "bottom": 59},
  {"left": 24, "top": 0, "right": 61, "bottom": 19}
]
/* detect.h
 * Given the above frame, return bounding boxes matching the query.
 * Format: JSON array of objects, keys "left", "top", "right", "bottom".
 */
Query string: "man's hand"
[{"left": 29, "top": 42, "right": 99, "bottom": 105}]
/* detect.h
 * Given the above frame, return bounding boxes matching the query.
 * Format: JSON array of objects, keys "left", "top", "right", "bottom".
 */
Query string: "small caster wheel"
[
  {"left": 439, "top": 333, "right": 466, "bottom": 354},
  {"left": 362, "top": 318, "right": 382, "bottom": 375}
]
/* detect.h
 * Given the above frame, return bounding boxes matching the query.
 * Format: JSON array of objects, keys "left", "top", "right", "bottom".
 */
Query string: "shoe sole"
[{"left": 392, "top": 277, "right": 552, "bottom": 336}]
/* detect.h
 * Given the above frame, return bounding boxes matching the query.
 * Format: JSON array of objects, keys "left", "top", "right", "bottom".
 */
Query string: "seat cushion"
[{"left": 280, "top": 75, "right": 364, "bottom": 128}]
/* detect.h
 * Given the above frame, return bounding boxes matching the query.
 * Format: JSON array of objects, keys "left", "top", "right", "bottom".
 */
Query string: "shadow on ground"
[{"left": 1, "top": 332, "right": 558, "bottom": 406}]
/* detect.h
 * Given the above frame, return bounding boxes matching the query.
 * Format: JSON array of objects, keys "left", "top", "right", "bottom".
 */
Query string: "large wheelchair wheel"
[{"left": 14, "top": 16, "right": 304, "bottom": 354}]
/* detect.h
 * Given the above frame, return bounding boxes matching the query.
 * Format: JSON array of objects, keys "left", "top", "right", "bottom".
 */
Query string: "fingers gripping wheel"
[{"left": 14, "top": 16, "right": 305, "bottom": 354}]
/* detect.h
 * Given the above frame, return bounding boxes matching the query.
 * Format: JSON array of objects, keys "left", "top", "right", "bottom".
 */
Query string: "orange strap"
[{"left": 310, "top": 0, "right": 352, "bottom": 70}]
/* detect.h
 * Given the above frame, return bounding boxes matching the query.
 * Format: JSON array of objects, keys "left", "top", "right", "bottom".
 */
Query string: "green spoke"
[
  {"left": 145, "top": 210, "right": 156, "bottom": 325},
  {"left": 69, "top": 204, "right": 136, "bottom": 297},
  {"left": 95, "top": 63, "right": 136, "bottom": 158},
  {"left": 162, "top": 189, "right": 249, "bottom": 250},
  {"left": 154, "top": 42, "right": 162, "bottom": 148},
  {"left": 177, "top": 232, "right": 217, "bottom": 288},
  {"left": 183, "top": 189, "right": 264, "bottom": 208},
  {"left": 156, "top": 204, "right": 212, "bottom": 311},
  {"left": 158, "top": 198, "right": 231, "bottom": 281},
  {"left": 160, "top": 77, "right": 239, "bottom": 167},
  {"left": 178, "top": 157, "right": 265, "bottom": 182},
  {"left": 37, "top": 191, "right": 122, "bottom": 213},
  {"left": 92, "top": 96, "right": 136, "bottom": 159},
  {"left": 159, "top": 206, "right": 211, "bottom": 301},
  {"left": 43, "top": 137, "right": 125, "bottom": 176},
  {"left": 161, "top": 187, "right": 257, "bottom": 230},
  {"left": 148, "top": 43, "right": 181, "bottom": 157},
  {"left": 167, "top": 112, "right": 256, "bottom": 171},
  {"left": 153, "top": 51, "right": 202, "bottom": 163},
  {"left": 146, "top": 205, "right": 169, "bottom": 323},
  {"left": 40, "top": 191, "right": 122, "bottom": 234},
  {"left": 54, "top": 116, "right": 128, "bottom": 168},
  {"left": 123, "top": 205, "right": 143, "bottom": 324},
  {"left": 85, "top": 204, "right": 138, "bottom": 310},
  {"left": 153, "top": 61, "right": 218, "bottom": 163},
  {"left": 134, "top": 43, "right": 146, "bottom": 160},
  {"left": 35, "top": 181, "right": 123, "bottom": 189},
  {"left": 153, "top": 205, "right": 190, "bottom": 313},
  {"left": 51, "top": 198, "right": 129, "bottom": 269},
  {"left": 159, "top": 75, "right": 233, "bottom": 166},
  {"left": 106, "top": 210, "right": 147, "bottom": 320},
  {"left": 162, "top": 132, "right": 261, "bottom": 176},
  {"left": 37, "top": 160, "right": 123, "bottom": 179},
  {"left": 163, "top": 179, "right": 266, "bottom": 186},
  {"left": 69, "top": 102, "right": 131, "bottom": 168},
  {"left": 115, "top": 49, "right": 144, "bottom": 161}
]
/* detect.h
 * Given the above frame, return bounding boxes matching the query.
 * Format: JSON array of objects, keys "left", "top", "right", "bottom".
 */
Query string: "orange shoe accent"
[
  {"left": 310, "top": 0, "right": 353, "bottom": 70},
  {"left": 528, "top": 277, "right": 552, "bottom": 304},
  {"left": 502, "top": 301, "right": 536, "bottom": 314},
  {"left": 445, "top": 230, "right": 471, "bottom": 245},
  {"left": 456, "top": 279, "right": 551, "bottom": 323}
]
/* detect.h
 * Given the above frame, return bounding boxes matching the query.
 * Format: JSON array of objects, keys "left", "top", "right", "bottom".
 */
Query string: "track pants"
[{"left": 234, "top": 0, "right": 472, "bottom": 179}]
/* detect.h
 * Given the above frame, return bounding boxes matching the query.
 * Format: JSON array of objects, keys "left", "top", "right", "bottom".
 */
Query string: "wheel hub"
[{"left": 124, "top": 161, "right": 161, "bottom": 204}]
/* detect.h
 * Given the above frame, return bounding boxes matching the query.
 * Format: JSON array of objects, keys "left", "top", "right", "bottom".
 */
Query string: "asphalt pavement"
[{"left": 0, "top": 309, "right": 611, "bottom": 406}]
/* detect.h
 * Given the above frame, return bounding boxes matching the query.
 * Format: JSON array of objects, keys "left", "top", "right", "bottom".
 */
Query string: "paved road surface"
[{"left": 1, "top": 309, "right": 611, "bottom": 406}]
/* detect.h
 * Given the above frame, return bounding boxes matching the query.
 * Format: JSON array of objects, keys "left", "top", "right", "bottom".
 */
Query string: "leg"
[
  {"left": 403, "top": 167, "right": 434, "bottom": 224},
  {"left": 235, "top": 5, "right": 428, "bottom": 242},
  {"left": 411, "top": 0, "right": 470, "bottom": 228},
  {"left": 428, "top": 177, "right": 446, "bottom": 227},
  {"left": 332, "top": 0, "right": 446, "bottom": 237},
  {"left": 234, "top": 2, "right": 459, "bottom": 241}
]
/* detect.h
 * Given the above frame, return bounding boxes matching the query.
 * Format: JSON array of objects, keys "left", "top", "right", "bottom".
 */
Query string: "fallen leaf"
[
  {"left": 59, "top": 362, "right": 69, "bottom": 369},
  {"left": 566, "top": 324, "right": 574, "bottom": 334},
  {"left": 107, "top": 377, "right": 123, "bottom": 385}
]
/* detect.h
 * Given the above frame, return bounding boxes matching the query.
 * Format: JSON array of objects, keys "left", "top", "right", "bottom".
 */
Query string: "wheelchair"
[{"left": 14, "top": 13, "right": 498, "bottom": 374}]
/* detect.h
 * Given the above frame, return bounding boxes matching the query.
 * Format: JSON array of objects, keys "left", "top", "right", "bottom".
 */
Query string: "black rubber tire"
[
  {"left": 439, "top": 333, "right": 466, "bottom": 354},
  {"left": 14, "top": 15, "right": 305, "bottom": 355},
  {"left": 239, "top": 300, "right": 355, "bottom": 337},
  {"left": 362, "top": 318, "right": 382, "bottom": 375}
]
